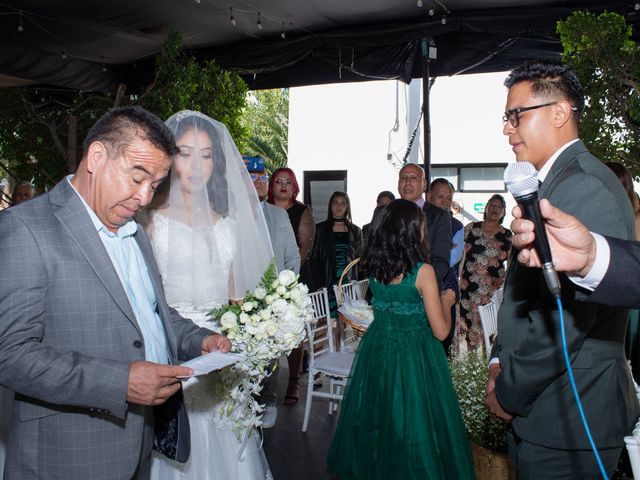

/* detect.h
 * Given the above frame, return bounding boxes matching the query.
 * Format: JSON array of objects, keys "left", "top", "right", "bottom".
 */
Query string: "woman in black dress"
[{"left": 309, "top": 191, "right": 363, "bottom": 319}]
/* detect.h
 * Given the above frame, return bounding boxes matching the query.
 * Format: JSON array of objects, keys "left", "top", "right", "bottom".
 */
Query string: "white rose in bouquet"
[
  {"left": 253, "top": 286, "right": 267, "bottom": 300},
  {"left": 220, "top": 311, "right": 238, "bottom": 329},
  {"left": 264, "top": 320, "right": 278, "bottom": 337},
  {"left": 289, "top": 288, "right": 302, "bottom": 302},
  {"left": 271, "top": 298, "right": 288, "bottom": 314},
  {"left": 241, "top": 301, "right": 254, "bottom": 312},
  {"left": 276, "top": 285, "right": 287, "bottom": 295},
  {"left": 278, "top": 270, "right": 297, "bottom": 287}
]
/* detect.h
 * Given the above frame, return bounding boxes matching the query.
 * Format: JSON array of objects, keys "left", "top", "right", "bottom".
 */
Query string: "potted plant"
[{"left": 450, "top": 351, "right": 516, "bottom": 480}]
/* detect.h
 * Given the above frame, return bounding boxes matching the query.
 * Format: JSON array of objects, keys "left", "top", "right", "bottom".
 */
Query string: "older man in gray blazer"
[
  {"left": 247, "top": 156, "right": 300, "bottom": 427},
  {"left": 0, "top": 107, "right": 231, "bottom": 480},
  {"left": 246, "top": 156, "right": 300, "bottom": 274}
]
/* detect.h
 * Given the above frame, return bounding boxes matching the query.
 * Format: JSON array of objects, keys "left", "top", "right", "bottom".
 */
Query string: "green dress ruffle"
[{"left": 327, "top": 263, "right": 475, "bottom": 480}]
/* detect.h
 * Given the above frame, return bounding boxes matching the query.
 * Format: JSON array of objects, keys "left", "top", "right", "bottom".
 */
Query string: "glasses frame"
[
  {"left": 275, "top": 178, "right": 293, "bottom": 186},
  {"left": 502, "top": 101, "right": 558, "bottom": 128},
  {"left": 250, "top": 173, "right": 269, "bottom": 183}
]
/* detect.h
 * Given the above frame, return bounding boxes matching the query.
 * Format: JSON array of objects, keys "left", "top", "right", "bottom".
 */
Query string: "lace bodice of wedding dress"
[
  {"left": 151, "top": 212, "right": 235, "bottom": 323},
  {"left": 149, "top": 212, "right": 272, "bottom": 480}
]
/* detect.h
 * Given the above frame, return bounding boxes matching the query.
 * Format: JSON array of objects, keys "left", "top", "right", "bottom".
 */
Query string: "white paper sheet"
[{"left": 180, "top": 351, "right": 244, "bottom": 376}]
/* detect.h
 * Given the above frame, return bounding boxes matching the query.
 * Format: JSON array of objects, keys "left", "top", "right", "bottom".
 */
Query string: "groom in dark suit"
[
  {"left": 485, "top": 60, "right": 639, "bottom": 478},
  {"left": 0, "top": 107, "right": 231, "bottom": 479}
]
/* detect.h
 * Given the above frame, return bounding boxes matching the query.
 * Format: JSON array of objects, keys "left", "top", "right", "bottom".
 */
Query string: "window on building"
[
  {"left": 303, "top": 170, "right": 348, "bottom": 223},
  {"left": 431, "top": 164, "right": 507, "bottom": 192}
]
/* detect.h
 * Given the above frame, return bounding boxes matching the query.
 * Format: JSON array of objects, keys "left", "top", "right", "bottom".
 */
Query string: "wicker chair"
[{"left": 332, "top": 279, "right": 369, "bottom": 352}]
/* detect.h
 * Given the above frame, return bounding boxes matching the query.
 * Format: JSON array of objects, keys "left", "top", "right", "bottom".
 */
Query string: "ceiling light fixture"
[
  {"left": 257, "top": 12, "right": 262, "bottom": 30},
  {"left": 230, "top": 7, "right": 236, "bottom": 26}
]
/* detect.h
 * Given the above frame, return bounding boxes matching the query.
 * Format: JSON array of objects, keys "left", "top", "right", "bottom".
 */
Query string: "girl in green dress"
[{"left": 327, "top": 199, "right": 475, "bottom": 480}]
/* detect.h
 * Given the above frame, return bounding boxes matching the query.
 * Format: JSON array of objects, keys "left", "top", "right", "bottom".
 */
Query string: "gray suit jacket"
[
  {"left": 0, "top": 180, "right": 211, "bottom": 479},
  {"left": 494, "top": 140, "right": 639, "bottom": 449},
  {"left": 262, "top": 201, "right": 300, "bottom": 274}
]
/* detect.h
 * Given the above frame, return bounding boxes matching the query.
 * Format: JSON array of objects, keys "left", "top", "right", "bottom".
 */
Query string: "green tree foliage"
[
  {"left": 241, "top": 89, "right": 289, "bottom": 173},
  {"left": 557, "top": 11, "right": 640, "bottom": 174},
  {"left": 0, "top": 88, "right": 115, "bottom": 189},
  {"left": 0, "top": 31, "right": 248, "bottom": 189},
  {"left": 138, "top": 31, "right": 248, "bottom": 143}
]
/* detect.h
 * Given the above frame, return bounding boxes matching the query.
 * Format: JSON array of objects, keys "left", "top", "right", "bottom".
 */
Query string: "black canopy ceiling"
[{"left": 1, "top": 0, "right": 638, "bottom": 93}]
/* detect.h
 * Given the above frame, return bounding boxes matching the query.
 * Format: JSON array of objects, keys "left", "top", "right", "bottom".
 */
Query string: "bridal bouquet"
[{"left": 209, "top": 259, "right": 310, "bottom": 440}]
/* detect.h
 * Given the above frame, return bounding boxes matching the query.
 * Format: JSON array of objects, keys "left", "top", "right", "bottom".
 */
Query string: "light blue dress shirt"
[
  {"left": 67, "top": 177, "right": 169, "bottom": 364},
  {"left": 450, "top": 227, "right": 465, "bottom": 267}
]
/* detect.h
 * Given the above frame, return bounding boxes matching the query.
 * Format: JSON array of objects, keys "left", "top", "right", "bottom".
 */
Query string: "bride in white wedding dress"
[{"left": 145, "top": 111, "right": 274, "bottom": 480}]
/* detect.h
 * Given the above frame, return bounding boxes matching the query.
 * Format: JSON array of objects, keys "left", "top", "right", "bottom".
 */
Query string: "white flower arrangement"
[
  {"left": 209, "top": 259, "right": 310, "bottom": 441},
  {"left": 449, "top": 350, "right": 508, "bottom": 452}
]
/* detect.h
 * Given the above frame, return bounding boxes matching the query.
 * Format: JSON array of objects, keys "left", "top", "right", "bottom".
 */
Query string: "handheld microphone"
[{"left": 504, "top": 162, "right": 561, "bottom": 298}]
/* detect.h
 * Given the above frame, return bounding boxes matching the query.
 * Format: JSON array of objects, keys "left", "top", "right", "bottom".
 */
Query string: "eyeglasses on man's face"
[
  {"left": 250, "top": 173, "right": 269, "bottom": 183},
  {"left": 502, "top": 101, "right": 559, "bottom": 128},
  {"left": 275, "top": 178, "right": 293, "bottom": 186}
]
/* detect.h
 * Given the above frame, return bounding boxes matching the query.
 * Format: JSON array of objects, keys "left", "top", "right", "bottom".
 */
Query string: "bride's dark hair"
[
  {"left": 361, "top": 199, "right": 428, "bottom": 284},
  {"left": 150, "top": 114, "right": 229, "bottom": 216}
]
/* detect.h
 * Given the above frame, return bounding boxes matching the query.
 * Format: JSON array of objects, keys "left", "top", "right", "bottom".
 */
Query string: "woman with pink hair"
[{"left": 268, "top": 168, "right": 315, "bottom": 404}]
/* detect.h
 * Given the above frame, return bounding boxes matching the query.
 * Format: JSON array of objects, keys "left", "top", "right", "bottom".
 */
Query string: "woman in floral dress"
[{"left": 459, "top": 194, "right": 512, "bottom": 351}]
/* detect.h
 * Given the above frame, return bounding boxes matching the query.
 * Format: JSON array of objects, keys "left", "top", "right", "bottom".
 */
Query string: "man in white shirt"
[{"left": 485, "top": 60, "right": 638, "bottom": 479}]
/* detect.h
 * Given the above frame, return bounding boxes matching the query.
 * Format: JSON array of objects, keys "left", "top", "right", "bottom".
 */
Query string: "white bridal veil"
[{"left": 160, "top": 110, "right": 274, "bottom": 306}]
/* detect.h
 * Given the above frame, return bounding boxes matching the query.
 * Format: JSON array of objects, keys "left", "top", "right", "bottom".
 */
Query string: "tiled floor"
[{"left": 262, "top": 359, "right": 338, "bottom": 480}]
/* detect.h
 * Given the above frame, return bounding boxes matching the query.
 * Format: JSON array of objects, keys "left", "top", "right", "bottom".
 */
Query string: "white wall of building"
[{"left": 287, "top": 71, "right": 516, "bottom": 228}]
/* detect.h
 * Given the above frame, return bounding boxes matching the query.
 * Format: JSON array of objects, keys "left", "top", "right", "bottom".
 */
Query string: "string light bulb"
[
  {"left": 257, "top": 12, "right": 262, "bottom": 30},
  {"left": 441, "top": 15, "right": 446, "bottom": 24},
  {"left": 428, "top": 7, "right": 435, "bottom": 16},
  {"left": 18, "top": 10, "right": 23, "bottom": 32},
  {"left": 417, "top": 0, "right": 423, "bottom": 7},
  {"left": 635, "top": 2, "right": 640, "bottom": 10},
  {"left": 61, "top": 52, "right": 67, "bottom": 60},
  {"left": 230, "top": 7, "right": 236, "bottom": 26},
  {"left": 281, "top": 22, "right": 286, "bottom": 39}
]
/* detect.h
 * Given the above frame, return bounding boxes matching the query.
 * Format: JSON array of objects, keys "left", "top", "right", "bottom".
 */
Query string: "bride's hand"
[
  {"left": 228, "top": 298, "right": 244, "bottom": 306},
  {"left": 201, "top": 333, "right": 232, "bottom": 354}
]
